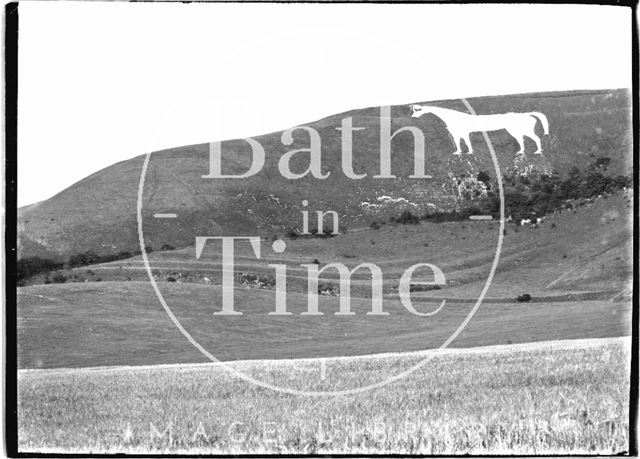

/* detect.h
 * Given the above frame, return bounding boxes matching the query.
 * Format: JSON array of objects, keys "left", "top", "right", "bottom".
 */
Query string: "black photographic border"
[{"left": 4, "top": 1, "right": 638, "bottom": 457}]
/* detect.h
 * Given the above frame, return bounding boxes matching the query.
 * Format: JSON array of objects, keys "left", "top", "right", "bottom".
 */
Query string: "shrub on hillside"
[
  {"left": 69, "top": 250, "right": 101, "bottom": 268},
  {"left": 318, "top": 283, "right": 339, "bottom": 296},
  {"left": 51, "top": 272, "right": 67, "bottom": 284},
  {"left": 67, "top": 249, "right": 136, "bottom": 269},
  {"left": 477, "top": 170, "right": 492, "bottom": 190},
  {"left": 422, "top": 211, "right": 463, "bottom": 223},
  {"left": 391, "top": 210, "right": 420, "bottom": 225},
  {"left": 591, "top": 156, "right": 611, "bottom": 171},
  {"left": 308, "top": 227, "right": 338, "bottom": 238},
  {"left": 16, "top": 256, "right": 63, "bottom": 281},
  {"left": 236, "top": 272, "right": 276, "bottom": 289}
]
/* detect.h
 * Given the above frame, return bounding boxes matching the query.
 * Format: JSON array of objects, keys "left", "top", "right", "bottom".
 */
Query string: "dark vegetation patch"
[
  {"left": 282, "top": 225, "right": 348, "bottom": 240},
  {"left": 409, "top": 284, "right": 442, "bottom": 293},
  {"left": 17, "top": 242, "right": 174, "bottom": 285},
  {"left": 16, "top": 257, "right": 64, "bottom": 284},
  {"left": 389, "top": 210, "right": 420, "bottom": 225},
  {"left": 236, "top": 272, "right": 276, "bottom": 289},
  {"left": 388, "top": 159, "right": 631, "bottom": 226},
  {"left": 318, "top": 282, "right": 339, "bottom": 296}
]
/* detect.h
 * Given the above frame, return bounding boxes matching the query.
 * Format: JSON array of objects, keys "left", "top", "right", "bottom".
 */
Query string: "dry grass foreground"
[{"left": 18, "top": 337, "right": 631, "bottom": 454}]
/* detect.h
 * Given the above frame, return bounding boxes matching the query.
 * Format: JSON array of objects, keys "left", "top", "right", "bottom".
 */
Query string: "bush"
[
  {"left": 69, "top": 250, "right": 101, "bottom": 268},
  {"left": 318, "top": 283, "right": 339, "bottom": 296},
  {"left": 236, "top": 272, "right": 276, "bottom": 289},
  {"left": 477, "top": 170, "right": 492, "bottom": 190},
  {"left": 392, "top": 210, "right": 420, "bottom": 225},
  {"left": 115, "top": 251, "right": 132, "bottom": 260},
  {"left": 258, "top": 275, "right": 276, "bottom": 288},
  {"left": 308, "top": 227, "right": 338, "bottom": 238},
  {"left": 516, "top": 293, "right": 532, "bottom": 303},
  {"left": 51, "top": 272, "right": 67, "bottom": 284},
  {"left": 16, "top": 256, "right": 63, "bottom": 281},
  {"left": 592, "top": 157, "right": 611, "bottom": 171},
  {"left": 67, "top": 249, "right": 136, "bottom": 269}
]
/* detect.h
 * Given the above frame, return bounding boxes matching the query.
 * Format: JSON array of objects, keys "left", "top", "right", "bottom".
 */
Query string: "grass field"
[
  {"left": 17, "top": 281, "right": 631, "bottom": 369},
  {"left": 18, "top": 337, "right": 631, "bottom": 454}
]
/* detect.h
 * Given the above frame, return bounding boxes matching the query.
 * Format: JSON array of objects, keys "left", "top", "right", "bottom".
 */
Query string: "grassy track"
[{"left": 18, "top": 337, "right": 631, "bottom": 454}]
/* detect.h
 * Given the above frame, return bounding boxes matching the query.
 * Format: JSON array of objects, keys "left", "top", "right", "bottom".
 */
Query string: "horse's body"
[{"left": 410, "top": 105, "right": 549, "bottom": 155}]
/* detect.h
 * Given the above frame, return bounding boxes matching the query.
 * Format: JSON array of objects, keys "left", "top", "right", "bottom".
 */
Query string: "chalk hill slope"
[{"left": 18, "top": 89, "right": 632, "bottom": 258}]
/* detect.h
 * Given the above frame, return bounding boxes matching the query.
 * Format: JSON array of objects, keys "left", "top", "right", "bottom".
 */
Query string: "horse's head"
[{"left": 409, "top": 104, "right": 428, "bottom": 118}]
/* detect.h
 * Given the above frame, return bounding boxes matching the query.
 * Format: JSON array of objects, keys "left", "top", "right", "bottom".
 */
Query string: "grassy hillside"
[
  {"left": 18, "top": 337, "right": 631, "bottom": 454},
  {"left": 17, "top": 189, "right": 632, "bottom": 369},
  {"left": 26, "top": 189, "right": 633, "bottom": 296},
  {"left": 18, "top": 89, "right": 632, "bottom": 259}
]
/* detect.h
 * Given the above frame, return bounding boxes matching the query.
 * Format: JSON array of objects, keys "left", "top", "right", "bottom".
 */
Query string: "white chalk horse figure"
[{"left": 410, "top": 105, "right": 549, "bottom": 155}]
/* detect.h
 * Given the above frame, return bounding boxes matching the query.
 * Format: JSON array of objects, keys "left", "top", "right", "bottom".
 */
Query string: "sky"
[{"left": 17, "top": 3, "right": 632, "bottom": 206}]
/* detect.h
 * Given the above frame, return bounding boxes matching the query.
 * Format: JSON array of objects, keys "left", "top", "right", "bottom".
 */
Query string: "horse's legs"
[
  {"left": 528, "top": 134, "right": 543, "bottom": 154},
  {"left": 458, "top": 136, "right": 468, "bottom": 155},
  {"left": 449, "top": 131, "right": 462, "bottom": 155},
  {"left": 464, "top": 133, "right": 473, "bottom": 154},
  {"left": 513, "top": 134, "right": 526, "bottom": 155}
]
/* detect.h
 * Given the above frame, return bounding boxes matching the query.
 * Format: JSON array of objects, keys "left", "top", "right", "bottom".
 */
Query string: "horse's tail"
[{"left": 529, "top": 112, "right": 549, "bottom": 135}]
